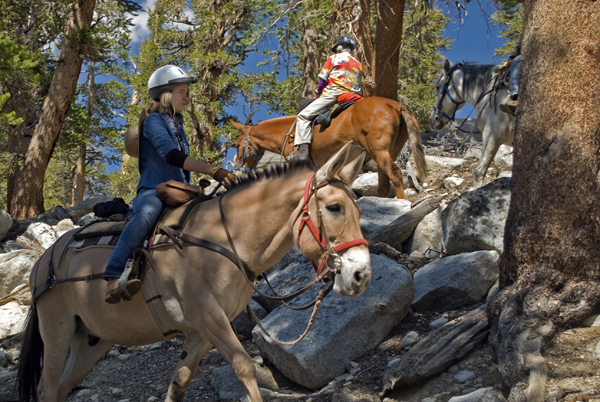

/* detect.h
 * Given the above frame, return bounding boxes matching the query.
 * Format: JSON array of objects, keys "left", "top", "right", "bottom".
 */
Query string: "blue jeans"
[
  {"left": 510, "top": 55, "right": 521, "bottom": 98},
  {"left": 103, "top": 188, "right": 164, "bottom": 278}
]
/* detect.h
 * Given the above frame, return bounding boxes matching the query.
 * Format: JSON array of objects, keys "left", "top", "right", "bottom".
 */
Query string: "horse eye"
[{"left": 326, "top": 204, "right": 342, "bottom": 213}]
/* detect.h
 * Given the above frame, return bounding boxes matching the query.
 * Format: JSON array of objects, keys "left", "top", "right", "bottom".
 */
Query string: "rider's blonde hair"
[{"left": 146, "top": 91, "right": 174, "bottom": 115}]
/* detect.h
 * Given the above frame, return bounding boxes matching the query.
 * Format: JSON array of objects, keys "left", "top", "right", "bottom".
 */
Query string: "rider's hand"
[{"left": 212, "top": 167, "right": 235, "bottom": 185}]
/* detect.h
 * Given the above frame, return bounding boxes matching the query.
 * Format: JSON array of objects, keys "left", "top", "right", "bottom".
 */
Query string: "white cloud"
[{"left": 128, "top": 0, "right": 158, "bottom": 44}]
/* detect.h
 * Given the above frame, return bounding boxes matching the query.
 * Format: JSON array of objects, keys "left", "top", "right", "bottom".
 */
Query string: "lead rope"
[
  {"left": 218, "top": 190, "right": 333, "bottom": 345},
  {"left": 247, "top": 284, "right": 332, "bottom": 346}
]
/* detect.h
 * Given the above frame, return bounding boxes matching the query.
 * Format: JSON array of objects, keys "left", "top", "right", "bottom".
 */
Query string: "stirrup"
[{"left": 117, "top": 258, "right": 135, "bottom": 301}]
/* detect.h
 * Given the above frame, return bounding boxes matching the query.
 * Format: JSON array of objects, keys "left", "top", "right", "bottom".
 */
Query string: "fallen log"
[
  {"left": 381, "top": 303, "right": 489, "bottom": 395},
  {"left": 366, "top": 194, "right": 446, "bottom": 251}
]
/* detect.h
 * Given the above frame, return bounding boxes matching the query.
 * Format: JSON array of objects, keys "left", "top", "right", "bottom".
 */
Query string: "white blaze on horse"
[
  {"left": 17, "top": 143, "right": 372, "bottom": 402},
  {"left": 429, "top": 59, "right": 515, "bottom": 188}
]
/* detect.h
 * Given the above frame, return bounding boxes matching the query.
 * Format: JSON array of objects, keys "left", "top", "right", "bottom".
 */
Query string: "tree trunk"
[
  {"left": 73, "top": 62, "right": 95, "bottom": 206},
  {"left": 488, "top": 1, "right": 600, "bottom": 401},
  {"left": 301, "top": 28, "right": 319, "bottom": 99},
  {"left": 9, "top": 0, "right": 97, "bottom": 220},
  {"left": 372, "top": 0, "right": 404, "bottom": 101}
]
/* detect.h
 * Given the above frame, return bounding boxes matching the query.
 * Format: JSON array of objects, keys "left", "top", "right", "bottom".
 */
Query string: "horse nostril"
[{"left": 354, "top": 271, "right": 362, "bottom": 283}]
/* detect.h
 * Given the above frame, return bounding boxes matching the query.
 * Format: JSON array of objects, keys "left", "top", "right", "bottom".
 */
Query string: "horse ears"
[
  {"left": 338, "top": 143, "right": 367, "bottom": 185},
  {"left": 315, "top": 142, "right": 365, "bottom": 186},
  {"left": 315, "top": 142, "right": 352, "bottom": 184},
  {"left": 230, "top": 119, "right": 245, "bottom": 132},
  {"left": 443, "top": 59, "right": 451, "bottom": 74}
]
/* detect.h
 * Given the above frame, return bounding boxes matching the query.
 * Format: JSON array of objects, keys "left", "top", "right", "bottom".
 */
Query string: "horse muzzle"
[{"left": 333, "top": 247, "right": 371, "bottom": 297}]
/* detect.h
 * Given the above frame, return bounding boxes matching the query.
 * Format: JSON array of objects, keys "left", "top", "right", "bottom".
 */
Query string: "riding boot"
[
  {"left": 500, "top": 94, "right": 518, "bottom": 115},
  {"left": 288, "top": 143, "right": 312, "bottom": 163},
  {"left": 104, "top": 277, "right": 142, "bottom": 304}
]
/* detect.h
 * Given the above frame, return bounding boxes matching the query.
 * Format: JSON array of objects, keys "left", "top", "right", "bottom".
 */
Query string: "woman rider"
[{"left": 103, "top": 65, "right": 235, "bottom": 304}]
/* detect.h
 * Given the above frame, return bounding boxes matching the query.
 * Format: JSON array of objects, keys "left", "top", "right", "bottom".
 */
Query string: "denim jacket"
[{"left": 137, "top": 112, "right": 191, "bottom": 192}]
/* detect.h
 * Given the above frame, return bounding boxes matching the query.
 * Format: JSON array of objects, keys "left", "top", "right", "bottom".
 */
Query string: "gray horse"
[{"left": 429, "top": 59, "right": 515, "bottom": 188}]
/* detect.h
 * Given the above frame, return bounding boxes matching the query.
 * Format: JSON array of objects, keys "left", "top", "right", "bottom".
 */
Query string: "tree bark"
[
  {"left": 301, "top": 28, "right": 320, "bottom": 100},
  {"left": 9, "top": 0, "right": 97, "bottom": 220},
  {"left": 73, "top": 62, "right": 95, "bottom": 206},
  {"left": 489, "top": 1, "right": 600, "bottom": 400},
  {"left": 372, "top": 0, "right": 404, "bottom": 101}
]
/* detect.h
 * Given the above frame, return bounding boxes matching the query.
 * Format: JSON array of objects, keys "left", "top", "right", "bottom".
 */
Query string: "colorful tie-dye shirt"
[{"left": 318, "top": 51, "right": 363, "bottom": 96}]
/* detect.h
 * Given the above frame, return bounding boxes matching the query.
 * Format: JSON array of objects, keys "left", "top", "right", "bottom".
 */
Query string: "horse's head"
[
  {"left": 230, "top": 120, "right": 258, "bottom": 170},
  {"left": 293, "top": 142, "right": 371, "bottom": 297},
  {"left": 429, "top": 59, "right": 466, "bottom": 130}
]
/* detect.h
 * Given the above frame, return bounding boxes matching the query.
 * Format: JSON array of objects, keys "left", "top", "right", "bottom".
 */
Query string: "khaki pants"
[{"left": 294, "top": 94, "right": 338, "bottom": 146}]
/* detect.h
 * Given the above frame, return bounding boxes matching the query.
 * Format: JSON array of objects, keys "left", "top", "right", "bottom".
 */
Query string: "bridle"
[
  {"left": 433, "top": 64, "right": 466, "bottom": 125},
  {"left": 295, "top": 172, "right": 369, "bottom": 280},
  {"left": 237, "top": 125, "right": 262, "bottom": 172}
]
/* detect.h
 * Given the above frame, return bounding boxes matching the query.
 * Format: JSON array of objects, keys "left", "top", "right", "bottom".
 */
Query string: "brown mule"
[
  {"left": 17, "top": 143, "right": 371, "bottom": 402},
  {"left": 232, "top": 97, "right": 428, "bottom": 199}
]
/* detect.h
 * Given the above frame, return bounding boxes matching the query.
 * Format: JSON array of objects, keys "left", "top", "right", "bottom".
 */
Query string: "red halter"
[{"left": 296, "top": 172, "right": 369, "bottom": 278}]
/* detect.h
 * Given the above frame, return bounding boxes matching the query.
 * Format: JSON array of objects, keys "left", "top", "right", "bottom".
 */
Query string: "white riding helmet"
[{"left": 147, "top": 65, "right": 197, "bottom": 101}]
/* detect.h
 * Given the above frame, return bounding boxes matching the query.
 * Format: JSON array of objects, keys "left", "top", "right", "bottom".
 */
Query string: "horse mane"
[
  {"left": 226, "top": 160, "right": 316, "bottom": 192},
  {"left": 256, "top": 115, "right": 294, "bottom": 126},
  {"left": 456, "top": 62, "right": 501, "bottom": 100}
]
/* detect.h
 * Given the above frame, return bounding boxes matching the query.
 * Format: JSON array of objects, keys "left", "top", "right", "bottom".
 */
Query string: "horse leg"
[
  {"left": 165, "top": 335, "right": 212, "bottom": 402},
  {"left": 375, "top": 152, "right": 405, "bottom": 198},
  {"left": 473, "top": 128, "right": 502, "bottom": 189},
  {"left": 56, "top": 330, "right": 112, "bottom": 400},
  {"left": 196, "top": 309, "right": 262, "bottom": 402},
  {"left": 36, "top": 305, "right": 76, "bottom": 402}
]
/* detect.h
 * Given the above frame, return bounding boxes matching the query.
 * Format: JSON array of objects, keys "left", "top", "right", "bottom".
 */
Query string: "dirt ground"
[{"left": 1, "top": 308, "right": 598, "bottom": 402}]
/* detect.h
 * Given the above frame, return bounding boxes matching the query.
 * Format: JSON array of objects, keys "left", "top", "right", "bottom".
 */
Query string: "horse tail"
[
  {"left": 17, "top": 306, "right": 43, "bottom": 402},
  {"left": 401, "top": 108, "right": 428, "bottom": 180}
]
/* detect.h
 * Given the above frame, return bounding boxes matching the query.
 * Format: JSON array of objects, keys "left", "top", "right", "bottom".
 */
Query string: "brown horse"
[
  {"left": 231, "top": 97, "right": 428, "bottom": 199},
  {"left": 17, "top": 143, "right": 371, "bottom": 402}
]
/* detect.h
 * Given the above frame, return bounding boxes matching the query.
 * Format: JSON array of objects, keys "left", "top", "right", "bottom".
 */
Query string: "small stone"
[
  {"left": 147, "top": 397, "right": 159, "bottom": 402},
  {"left": 90, "top": 394, "right": 99, "bottom": 402},
  {"left": 387, "top": 357, "right": 401, "bottom": 368},
  {"left": 454, "top": 370, "right": 476, "bottom": 383},
  {"left": 345, "top": 361, "right": 360, "bottom": 375},
  {"left": 429, "top": 317, "right": 449, "bottom": 330},
  {"left": 448, "top": 365, "right": 459, "bottom": 373},
  {"left": 117, "top": 353, "right": 131, "bottom": 361},
  {"left": 111, "top": 388, "right": 123, "bottom": 397},
  {"left": 149, "top": 341, "right": 163, "bottom": 350},
  {"left": 117, "top": 399, "right": 130, "bottom": 402},
  {"left": 401, "top": 331, "right": 419, "bottom": 348},
  {"left": 107, "top": 350, "right": 120, "bottom": 358},
  {"left": 77, "top": 389, "right": 91, "bottom": 397},
  {"left": 422, "top": 398, "right": 436, "bottom": 402},
  {"left": 547, "top": 389, "right": 565, "bottom": 402}
]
